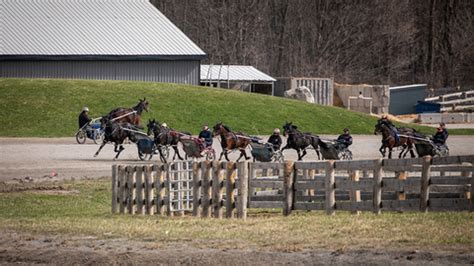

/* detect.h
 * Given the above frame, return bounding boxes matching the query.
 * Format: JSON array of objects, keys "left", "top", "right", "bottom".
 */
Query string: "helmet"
[
  {"left": 161, "top": 123, "right": 167, "bottom": 127},
  {"left": 203, "top": 125, "right": 209, "bottom": 130},
  {"left": 381, "top": 115, "right": 388, "bottom": 119},
  {"left": 274, "top": 128, "right": 280, "bottom": 134},
  {"left": 343, "top": 128, "right": 349, "bottom": 133},
  {"left": 439, "top": 122, "right": 446, "bottom": 127},
  {"left": 82, "top": 107, "right": 89, "bottom": 112}
]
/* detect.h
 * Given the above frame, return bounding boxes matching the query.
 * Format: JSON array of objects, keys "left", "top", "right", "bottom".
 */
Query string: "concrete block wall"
[
  {"left": 442, "top": 113, "right": 465, "bottom": 123},
  {"left": 419, "top": 113, "right": 442, "bottom": 124},
  {"left": 334, "top": 83, "right": 389, "bottom": 114},
  {"left": 418, "top": 112, "right": 473, "bottom": 124}
]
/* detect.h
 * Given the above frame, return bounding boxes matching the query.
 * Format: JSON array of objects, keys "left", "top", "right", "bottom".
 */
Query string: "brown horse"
[
  {"left": 212, "top": 122, "right": 250, "bottom": 162},
  {"left": 374, "top": 120, "right": 416, "bottom": 159},
  {"left": 106, "top": 98, "right": 149, "bottom": 127}
]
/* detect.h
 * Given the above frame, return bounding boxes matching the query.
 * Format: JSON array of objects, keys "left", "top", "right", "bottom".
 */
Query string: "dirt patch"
[
  {"left": 0, "top": 231, "right": 473, "bottom": 265},
  {"left": 0, "top": 181, "right": 73, "bottom": 194}
]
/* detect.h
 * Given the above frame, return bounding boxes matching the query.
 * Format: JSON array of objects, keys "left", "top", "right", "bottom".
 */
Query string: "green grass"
[
  {"left": 0, "top": 180, "right": 473, "bottom": 251},
  {"left": 0, "top": 78, "right": 473, "bottom": 137}
]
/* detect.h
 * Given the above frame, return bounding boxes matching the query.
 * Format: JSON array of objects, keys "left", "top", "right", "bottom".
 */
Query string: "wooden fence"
[{"left": 112, "top": 155, "right": 474, "bottom": 219}]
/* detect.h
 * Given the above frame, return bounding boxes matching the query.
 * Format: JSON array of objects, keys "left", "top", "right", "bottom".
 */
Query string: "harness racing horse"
[
  {"left": 146, "top": 119, "right": 189, "bottom": 163},
  {"left": 106, "top": 98, "right": 149, "bottom": 128},
  {"left": 212, "top": 122, "right": 251, "bottom": 162},
  {"left": 94, "top": 119, "right": 138, "bottom": 160},
  {"left": 373, "top": 120, "right": 416, "bottom": 159},
  {"left": 281, "top": 122, "right": 321, "bottom": 161}
]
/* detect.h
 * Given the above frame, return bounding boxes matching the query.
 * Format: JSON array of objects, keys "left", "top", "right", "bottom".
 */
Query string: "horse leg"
[
  {"left": 399, "top": 146, "right": 405, "bottom": 159},
  {"left": 409, "top": 147, "right": 416, "bottom": 158},
  {"left": 94, "top": 141, "right": 107, "bottom": 157},
  {"left": 114, "top": 145, "right": 125, "bottom": 160},
  {"left": 174, "top": 146, "right": 184, "bottom": 160},
  {"left": 224, "top": 150, "right": 231, "bottom": 162},
  {"left": 388, "top": 148, "right": 393, "bottom": 159},
  {"left": 241, "top": 149, "right": 250, "bottom": 160},
  {"left": 296, "top": 149, "right": 303, "bottom": 161},
  {"left": 379, "top": 145, "right": 385, "bottom": 158},
  {"left": 300, "top": 149, "right": 307, "bottom": 160}
]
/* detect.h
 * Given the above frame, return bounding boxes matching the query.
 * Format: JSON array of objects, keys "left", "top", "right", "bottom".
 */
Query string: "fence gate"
[{"left": 167, "top": 161, "right": 193, "bottom": 214}]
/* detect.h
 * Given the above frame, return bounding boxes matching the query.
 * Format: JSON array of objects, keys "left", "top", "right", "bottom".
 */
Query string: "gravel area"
[{"left": 1, "top": 135, "right": 473, "bottom": 182}]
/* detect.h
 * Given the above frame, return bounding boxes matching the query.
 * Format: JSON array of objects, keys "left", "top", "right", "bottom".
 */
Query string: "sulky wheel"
[{"left": 75, "top": 130, "right": 86, "bottom": 144}]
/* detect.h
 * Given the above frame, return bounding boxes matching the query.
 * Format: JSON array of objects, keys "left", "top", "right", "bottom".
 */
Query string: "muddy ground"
[{"left": 0, "top": 231, "right": 473, "bottom": 265}]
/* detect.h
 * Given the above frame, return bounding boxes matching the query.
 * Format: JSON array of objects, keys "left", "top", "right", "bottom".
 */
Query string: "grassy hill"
[{"left": 0, "top": 78, "right": 472, "bottom": 137}]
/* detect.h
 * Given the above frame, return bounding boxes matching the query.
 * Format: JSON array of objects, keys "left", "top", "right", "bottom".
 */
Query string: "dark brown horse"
[
  {"left": 281, "top": 122, "right": 321, "bottom": 161},
  {"left": 212, "top": 122, "right": 250, "bottom": 162},
  {"left": 374, "top": 120, "right": 416, "bottom": 159},
  {"left": 146, "top": 119, "right": 189, "bottom": 163},
  {"left": 106, "top": 98, "right": 149, "bottom": 127}
]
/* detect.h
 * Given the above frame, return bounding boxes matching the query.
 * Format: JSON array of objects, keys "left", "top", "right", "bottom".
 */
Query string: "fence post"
[
  {"left": 461, "top": 163, "right": 471, "bottom": 199},
  {"left": 325, "top": 161, "right": 335, "bottom": 215},
  {"left": 237, "top": 161, "right": 248, "bottom": 219},
  {"left": 283, "top": 161, "right": 295, "bottom": 216},
  {"left": 192, "top": 161, "right": 202, "bottom": 217},
  {"left": 249, "top": 163, "right": 256, "bottom": 207},
  {"left": 226, "top": 162, "right": 236, "bottom": 218},
  {"left": 143, "top": 165, "right": 154, "bottom": 215},
  {"left": 201, "top": 161, "right": 212, "bottom": 218},
  {"left": 349, "top": 170, "right": 360, "bottom": 215},
  {"left": 396, "top": 171, "right": 407, "bottom": 201},
  {"left": 126, "top": 166, "right": 136, "bottom": 214},
  {"left": 308, "top": 169, "right": 315, "bottom": 197},
  {"left": 155, "top": 164, "right": 166, "bottom": 215},
  {"left": 135, "top": 166, "right": 144, "bottom": 215},
  {"left": 118, "top": 165, "right": 126, "bottom": 214},
  {"left": 166, "top": 164, "right": 173, "bottom": 216},
  {"left": 373, "top": 159, "right": 383, "bottom": 214},
  {"left": 112, "top": 164, "right": 118, "bottom": 214},
  {"left": 470, "top": 168, "right": 474, "bottom": 212},
  {"left": 420, "top": 156, "right": 432, "bottom": 212},
  {"left": 212, "top": 161, "right": 224, "bottom": 218}
]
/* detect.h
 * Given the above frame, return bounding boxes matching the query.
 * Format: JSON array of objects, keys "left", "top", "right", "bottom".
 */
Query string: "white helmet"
[
  {"left": 82, "top": 107, "right": 89, "bottom": 112},
  {"left": 274, "top": 128, "right": 280, "bottom": 134},
  {"left": 161, "top": 123, "right": 168, "bottom": 127}
]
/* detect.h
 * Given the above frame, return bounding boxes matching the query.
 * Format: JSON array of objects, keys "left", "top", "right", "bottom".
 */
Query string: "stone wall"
[{"left": 334, "top": 83, "right": 389, "bottom": 114}]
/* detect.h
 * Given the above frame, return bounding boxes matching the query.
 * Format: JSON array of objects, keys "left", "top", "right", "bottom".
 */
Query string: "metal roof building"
[
  {"left": 200, "top": 65, "right": 276, "bottom": 95},
  {"left": 389, "top": 84, "right": 427, "bottom": 115},
  {"left": 1, "top": 0, "right": 206, "bottom": 84}
]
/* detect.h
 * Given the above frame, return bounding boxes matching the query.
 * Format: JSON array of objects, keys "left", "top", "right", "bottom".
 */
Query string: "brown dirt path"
[{"left": 1, "top": 231, "right": 473, "bottom": 265}]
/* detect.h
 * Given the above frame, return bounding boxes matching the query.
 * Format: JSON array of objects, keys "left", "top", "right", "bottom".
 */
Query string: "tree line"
[{"left": 152, "top": 0, "right": 473, "bottom": 89}]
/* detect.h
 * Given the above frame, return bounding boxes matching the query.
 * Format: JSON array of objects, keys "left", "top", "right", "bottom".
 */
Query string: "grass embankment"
[
  {"left": 0, "top": 180, "right": 473, "bottom": 251},
  {"left": 0, "top": 78, "right": 473, "bottom": 137}
]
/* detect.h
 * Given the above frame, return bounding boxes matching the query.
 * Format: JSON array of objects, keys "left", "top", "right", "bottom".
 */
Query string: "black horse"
[
  {"left": 281, "top": 122, "right": 321, "bottom": 161},
  {"left": 94, "top": 119, "right": 137, "bottom": 160},
  {"left": 146, "top": 119, "right": 189, "bottom": 163}
]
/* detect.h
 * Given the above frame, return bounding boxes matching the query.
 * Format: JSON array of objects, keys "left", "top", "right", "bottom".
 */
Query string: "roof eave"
[{"left": 0, "top": 54, "right": 207, "bottom": 61}]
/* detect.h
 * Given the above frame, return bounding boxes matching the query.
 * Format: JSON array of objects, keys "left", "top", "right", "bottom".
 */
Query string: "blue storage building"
[{"left": 389, "top": 84, "right": 427, "bottom": 115}]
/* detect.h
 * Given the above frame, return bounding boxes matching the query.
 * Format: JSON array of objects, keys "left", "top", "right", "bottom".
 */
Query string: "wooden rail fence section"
[{"left": 112, "top": 155, "right": 474, "bottom": 218}]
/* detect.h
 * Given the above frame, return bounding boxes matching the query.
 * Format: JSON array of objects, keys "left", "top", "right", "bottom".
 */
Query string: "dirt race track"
[{"left": 1, "top": 135, "right": 474, "bottom": 182}]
